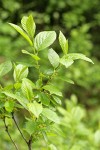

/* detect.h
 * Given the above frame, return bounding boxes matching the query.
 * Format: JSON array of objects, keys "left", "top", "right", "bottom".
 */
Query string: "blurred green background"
[{"left": 0, "top": 0, "right": 100, "bottom": 149}]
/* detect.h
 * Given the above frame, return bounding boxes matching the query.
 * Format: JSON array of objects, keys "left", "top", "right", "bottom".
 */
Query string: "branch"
[
  {"left": 3, "top": 117, "right": 19, "bottom": 150},
  {"left": 28, "top": 135, "right": 33, "bottom": 150}
]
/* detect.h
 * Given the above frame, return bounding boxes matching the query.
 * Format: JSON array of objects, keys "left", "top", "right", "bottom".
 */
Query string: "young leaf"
[
  {"left": 60, "top": 57, "right": 74, "bottom": 68},
  {"left": 22, "top": 50, "right": 40, "bottom": 61},
  {"left": 21, "top": 16, "right": 28, "bottom": 32},
  {"left": 34, "top": 31, "right": 56, "bottom": 51},
  {"left": 9, "top": 23, "right": 33, "bottom": 46},
  {"left": 4, "top": 101, "right": 14, "bottom": 113},
  {"left": 26, "top": 15, "right": 36, "bottom": 39},
  {"left": 39, "top": 92, "right": 50, "bottom": 106},
  {"left": 42, "top": 108, "right": 60, "bottom": 123},
  {"left": 48, "top": 48, "right": 60, "bottom": 68},
  {"left": 14, "top": 82, "right": 21, "bottom": 90},
  {"left": 21, "top": 78, "right": 35, "bottom": 101},
  {"left": 27, "top": 101, "right": 43, "bottom": 118},
  {"left": 66, "top": 53, "right": 94, "bottom": 64},
  {"left": 59, "top": 31, "right": 68, "bottom": 54},
  {"left": 43, "top": 84, "right": 62, "bottom": 97},
  {"left": 13, "top": 64, "right": 28, "bottom": 82},
  {"left": 0, "top": 61, "right": 12, "bottom": 78}
]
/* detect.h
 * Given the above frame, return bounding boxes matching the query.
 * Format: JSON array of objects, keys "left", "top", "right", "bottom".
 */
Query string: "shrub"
[{"left": 0, "top": 15, "right": 93, "bottom": 150}]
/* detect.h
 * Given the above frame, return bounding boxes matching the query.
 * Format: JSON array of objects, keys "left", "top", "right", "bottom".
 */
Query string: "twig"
[
  {"left": 12, "top": 112, "right": 28, "bottom": 144},
  {"left": 3, "top": 117, "right": 19, "bottom": 150},
  {"left": 12, "top": 112, "right": 33, "bottom": 150}
]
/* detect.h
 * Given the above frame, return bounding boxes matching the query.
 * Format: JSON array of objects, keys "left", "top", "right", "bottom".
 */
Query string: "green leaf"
[
  {"left": 13, "top": 64, "right": 28, "bottom": 82},
  {"left": 3, "top": 91, "right": 28, "bottom": 108},
  {"left": 9, "top": 23, "right": 33, "bottom": 46},
  {"left": 22, "top": 50, "right": 40, "bottom": 61},
  {"left": 36, "top": 79, "right": 43, "bottom": 89},
  {"left": 0, "top": 61, "right": 12, "bottom": 78},
  {"left": 44, "top": 69, "right": 54, "bottom": 76},
  {"left": 42, "top": 108, "right": 60, "bottom": 123},
  {"left": 3, "top": 84, "right": 13, "bottom": 91},
  {"left": 43, "top": 84, "right": 62, "bottom": 97},
  {"left": 52, "top": 95, "right": 62, "bottom": 105},
  {"left": 0, "top": 101, "right": 4, "bottom": 109},
  {"left": 25, "top": 120, "right": 37, "bottom": 135},
  {"left": 39, "top": 92, "right": 50, "bottom": 106},
  {"left": 60, "top": 57, "right": 74, "bottom": 68},
  {"left": 48, "top": 48, "right": 59, "bottom": 68},
  {"left": 27, "top": 101, "right": 43, "bottom": 118},
  {"left": 5, "top": 100, "right": 14, "bottom": 112},
  {"left": 5, "top": 118, "right": 13, "bottom": 126},
  {"left": 34, "top": 31, "right": 56, "bottom": 51},
  {"left": 60, "top": 53, "right": 93, "bottom": 68},
  {"left": 26, "top": 15, "right": 36, "bottom": 39},
  {"left": 59, "top": 31, "right": 68, "bottom": 54},
  {"left": 14, "top": 83, "right": 21, "bottom": 90},
  {"left": 21, "top": 15, "right": 36, "bottom": 39},
  {"left": 21, "top": 78, "right": 35, "bottom": 101},
  {"left": 66, "top": 53, "right": 94, "bottom": 64}
]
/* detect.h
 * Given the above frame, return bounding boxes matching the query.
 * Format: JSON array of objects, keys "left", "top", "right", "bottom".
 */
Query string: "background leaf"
[{"left": 0, "top": 61, "right": 12, "bottom": 78}]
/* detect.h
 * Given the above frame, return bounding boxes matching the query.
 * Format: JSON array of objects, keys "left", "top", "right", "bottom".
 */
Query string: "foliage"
[
  {"left": 0, "top": 15, "right": 93, "bottom": 149},
  {"left": 0, "top": 0, "right": 100, "bottom": 149},
  {"left": 0, "top": 0, "right": 100, "bottom": 107}
]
